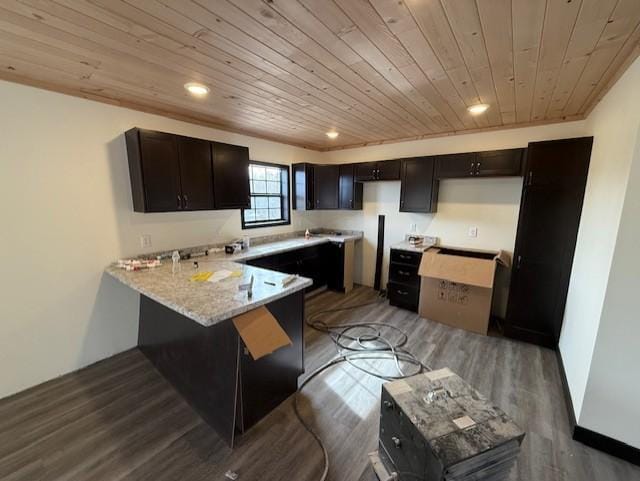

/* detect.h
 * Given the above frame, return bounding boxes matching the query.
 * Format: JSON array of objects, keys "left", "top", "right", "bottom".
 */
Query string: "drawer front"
[
  {"left": 390, "top": 249, "right": 422, "bottom": 266},
  {"left": 379, "top": 390, "right": 427, "bottom": 478},
  {"left": 389, "top": 262, "right": 420, "bottom": 287},
  {"left": 387, "top": 282, "right": 419, "bottom": 312}
]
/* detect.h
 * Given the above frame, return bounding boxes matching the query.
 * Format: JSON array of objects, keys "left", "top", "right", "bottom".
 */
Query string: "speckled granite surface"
[
  {"left": 106, "top": 259, "right": 312, "bottom": 327},
  {"left": 141, "top": 230, "right": 363, "bottom": 260},
  {"left": 207, "top": 232, "right": 363, "bottom": 263}
]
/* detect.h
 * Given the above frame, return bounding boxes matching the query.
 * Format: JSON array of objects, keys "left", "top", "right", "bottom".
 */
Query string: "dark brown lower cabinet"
[
  {"left": 388, "top": 248, "right": 423, "bottom": 312},
  {"left": 138, "top": 291, "right": 304, "bottom": 447},
  {"left": 505, "top": 137, "right": 593, "bottom": 348}
]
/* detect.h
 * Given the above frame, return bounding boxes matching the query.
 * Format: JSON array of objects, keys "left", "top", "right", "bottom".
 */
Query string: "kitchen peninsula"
[{"left": 106, "top": 231, "right": 362, "bottom": 446}]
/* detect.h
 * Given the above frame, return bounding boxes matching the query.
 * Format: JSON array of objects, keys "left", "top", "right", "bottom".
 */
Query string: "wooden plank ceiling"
[{"left": 1, "top": 0, "right": 639, "bottom": 150}]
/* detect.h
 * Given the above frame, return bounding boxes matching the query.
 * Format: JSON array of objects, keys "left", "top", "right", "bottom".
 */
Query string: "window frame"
[{"left": 241, "top": 160, "right": 291, "bottom": 230}]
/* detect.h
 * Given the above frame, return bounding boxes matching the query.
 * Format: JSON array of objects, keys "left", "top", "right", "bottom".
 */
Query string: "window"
[{"left": 241, "top": 161, "right": 291, "bottom": 229}]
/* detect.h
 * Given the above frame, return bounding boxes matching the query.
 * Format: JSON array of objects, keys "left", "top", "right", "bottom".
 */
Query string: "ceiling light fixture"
[
  {"left": 326, "top": 131, "right": 339, "bottom": 139},
  {"left": 184, "top": 82, "right": 210, "bottom": 97},
  {"left": 467, "top": 103, "right": 490, "bottom": 115}
]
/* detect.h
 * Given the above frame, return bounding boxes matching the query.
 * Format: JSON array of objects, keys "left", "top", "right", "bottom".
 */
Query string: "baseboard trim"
[
  {"left": 556, "top": 349, "right": 640, "bottom": 467},
  {"left": 555, "top": 349, "right": 577, "bottom": 429},
  {"left": 573, "top": 426, "right": 640, "bottom": 467}
]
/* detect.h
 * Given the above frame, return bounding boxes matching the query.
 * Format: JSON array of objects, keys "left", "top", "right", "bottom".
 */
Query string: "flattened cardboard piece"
[
  {"left": 232, "top": 306, "right": 292, "bottom": 360},
  {"left": 419, "top": 247, "right": 498, "bottom": 288}
]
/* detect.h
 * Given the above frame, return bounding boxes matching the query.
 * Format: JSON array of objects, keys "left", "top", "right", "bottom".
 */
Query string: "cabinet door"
[
  {"left": 376, "top": 159, "right": 401, "bottom": 180},
  {"left": 138, "top": 130, "right": 182, "bottom": 212},
  {"left": 435, "top": 153, "right": 476, "bottom": 178},
  {"left": 212, "top": 142, "right": 251, "bottom": 209},
  {"left": 476, "top": 149, "right": 524, "bottom": 177},
  {"left": 177, "top": 137, "right": 214, "bottom": 211},
  {"left": 314, "top": 165, "right": 340, "bottom": 209},
  {"left": 292, "top": 163, "right": 314, "bottom": 210},
  {"left": 505, "top": 137, "right": 592, "bottom": 347},
  {"left": 339, "top": 164, "right": 363, "bottom": 210},
  {"left": 399, "top": 157, "right": 437, "bottom": 213},
  {"left": 355, "top": 162, "right": 377, "bottom": 181},
  {"left": 324, "top": 242, "right": 345, "bottom": 291}
]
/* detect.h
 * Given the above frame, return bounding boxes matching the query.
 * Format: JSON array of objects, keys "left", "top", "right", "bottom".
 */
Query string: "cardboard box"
[{"left": 418, "top": 246, "right": 510, "bottom": 335}]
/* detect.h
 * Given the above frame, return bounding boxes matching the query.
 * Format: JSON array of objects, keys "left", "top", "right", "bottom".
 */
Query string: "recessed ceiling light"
[
  {"left": 184, "top": 82, "right": 210, "bottom": 97},
  {"left": 467, "top": 103, "right": 489, "bottom": 115},
  {"left": 326, "top": 131, "right": 339, "bottom": 139}
]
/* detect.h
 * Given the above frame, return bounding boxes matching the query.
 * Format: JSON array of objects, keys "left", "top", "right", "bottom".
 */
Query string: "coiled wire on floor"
[{"left": 293, "top": 293, "right": 432, "bottom": 481}]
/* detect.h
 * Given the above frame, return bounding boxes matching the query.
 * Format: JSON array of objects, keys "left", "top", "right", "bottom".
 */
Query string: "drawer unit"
[
  {"left": 390, "top": 249, "right": 422, "bottom": 266},
  {"left": 387, "top": 282, "right": 420, "bottom": 312},
  {"left": 378, "top": 370, "right": 525, "bottom": 481},
  {"left": 388, "top": 248, "right": 423, "bottom": 312},
  {"left": 389, "top": 262, "right": 420, "bottom": 287}
]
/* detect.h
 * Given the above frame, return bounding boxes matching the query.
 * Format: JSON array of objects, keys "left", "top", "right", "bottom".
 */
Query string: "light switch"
[{"left": 468, "top": 227, "right": 478, "bottom": 238}]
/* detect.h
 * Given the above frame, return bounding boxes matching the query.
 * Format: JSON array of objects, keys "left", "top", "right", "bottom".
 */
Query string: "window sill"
[{"left": 241, "top": 219, "right": 291, "bottom": 230}]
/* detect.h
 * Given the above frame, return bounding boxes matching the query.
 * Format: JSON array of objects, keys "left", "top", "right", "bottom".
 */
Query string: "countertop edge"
[{"left": 106, "top": 268, "right": 313, "bottom": 327}]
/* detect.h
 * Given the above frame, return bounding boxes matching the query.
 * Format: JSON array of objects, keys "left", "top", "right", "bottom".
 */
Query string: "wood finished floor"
[{"left": 1, "top": 286, "right": 639, "bottom": 481}]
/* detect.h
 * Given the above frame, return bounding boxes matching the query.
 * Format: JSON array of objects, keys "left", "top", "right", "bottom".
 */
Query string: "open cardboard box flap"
[
  {"left": 233, "top": 306, "right": 292, "bottom": 360},
  {"left": 418, "top": 247, "right": 510, "bottom": 288}
]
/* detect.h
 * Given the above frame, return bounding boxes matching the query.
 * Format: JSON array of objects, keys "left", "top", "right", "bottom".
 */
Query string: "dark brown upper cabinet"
[
  {"left": 435, "top": 152, "right": 477, "bottom": 178},
  {"left": 127, "top": 129, "right": 213, "bottom": 212},
  {"left": 292, "top": 163, "right": 314, "bottom": 210},
  {"left": 126, "top": 129, "right": 181, "bottom": 212},
  {"left": 125, "top": 128, "right": 249, "bottom": 212},
  {"left": 355, "top": 159, "right": 401, "bottom": 181},
  {"left": 475, "top": 149, "right": 524, "bottom": 177},
  {"left": 313, "top": 164, "right": 340, "bottom": 209},
  {"left": 212, "top": 142, "right": 250, "bottom": 209},
  {"left": 399, "top": 157, "right": 438, "bottom": 213},
  {"left": 176, "top": 136, "right": 215, "bottom": 211},
  {"left": 436, "top": 149, "right": 524, "bottom": 179},
  {"left": 339, "top": 164, "right": 363, "bottom": 210}
]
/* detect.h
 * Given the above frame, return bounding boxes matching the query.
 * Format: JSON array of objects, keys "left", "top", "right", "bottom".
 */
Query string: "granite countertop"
[
  {"left": 391, "top": 240, "right": 434, "bottom": 253},
  {"left": 209, "top": 232, "right": 363, "bottom": 263},
  {"left": 106, "top": 259, "right": 312, "bottom": 327}
]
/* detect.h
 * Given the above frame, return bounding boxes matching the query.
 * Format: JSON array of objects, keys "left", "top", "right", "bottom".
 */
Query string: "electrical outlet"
[
  {"left": 468, "top": 226, "right": 478, "bottom": 238},
  {"left": 140, "top": 234, "right": 152, "bottom": 249},
  {"left": 409, "top": 223, "right": 417, "bottom": 232}
]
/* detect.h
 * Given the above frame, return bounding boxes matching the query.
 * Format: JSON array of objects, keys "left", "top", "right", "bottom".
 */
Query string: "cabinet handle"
[
  {"left": 399, "top": 254, "right": 410, "bottom": 260},
  {"left": 527, "top": 171, "right": 533, "bottom": 186},
  {"left": 476, "top": 162, "right": 481, "bottom": 175},
  {"left": 398, "top": 270, "right": 409, "bottom": 276},
  {"left": 177, "top": 195, "right": 182, "bottom": 209},
  {"left": 183, "top": 194, "right": 189, "bottom": 209},
  {"left": 470, "top": 162, "right": 475, "bottom": 175},
  {"left": 392, "top": 436, "right": 402, "bottom": 448},
  {"left": 517, "top": 255, "right": 522, "bottom": 270},
  {"left": 397, "top": 290, "right": 409, "bottom": 296}
]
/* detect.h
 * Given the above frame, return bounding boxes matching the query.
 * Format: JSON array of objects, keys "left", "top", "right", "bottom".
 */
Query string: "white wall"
[
  {"left": 579, "top": 124, "right": 640, "bottom": 447},
  {"left": 559, "top": 57, "right": 640, "bottom": 427},
  {"left": 0, "top": 80, "right": 323, "bottom": 399}
]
